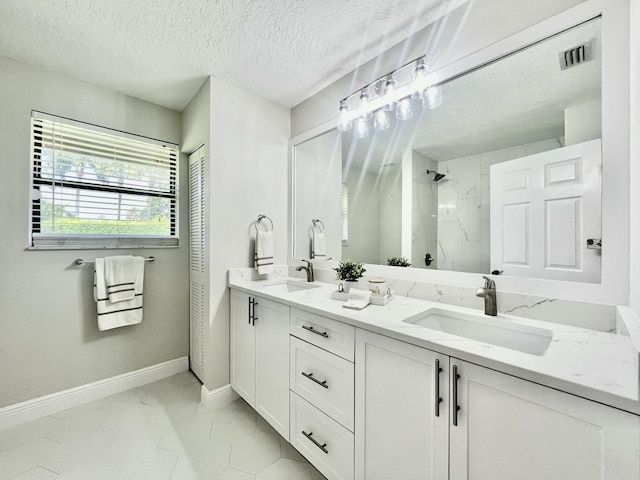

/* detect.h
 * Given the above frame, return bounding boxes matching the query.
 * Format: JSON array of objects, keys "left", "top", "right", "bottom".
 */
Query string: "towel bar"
[
  {"left": 312, "top": 218, "right": 325, "bottom": 233},
  {"left": 255, "top": 214, "right": 273, "bottom": 232},
  {"left": 73, "top": 256, "right": 155, "bottom": 266}
]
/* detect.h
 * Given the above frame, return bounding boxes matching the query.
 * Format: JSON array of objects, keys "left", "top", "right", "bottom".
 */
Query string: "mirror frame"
[{"left": 288, "top": 0, "right": 630, "bottom": 305}]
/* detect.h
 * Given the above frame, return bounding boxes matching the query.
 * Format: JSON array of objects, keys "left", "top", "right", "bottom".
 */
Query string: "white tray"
[{"left": 330, "top": 290, "right": 392, "bottom": 305}]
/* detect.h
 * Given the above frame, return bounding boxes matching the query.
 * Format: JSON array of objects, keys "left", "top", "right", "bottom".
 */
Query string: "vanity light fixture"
[
  {"left": 336, "top": 54, "right": 442, "bottom": 138},
  {"left": 337, "top": 100, "right": 352, "bottom": 132}
]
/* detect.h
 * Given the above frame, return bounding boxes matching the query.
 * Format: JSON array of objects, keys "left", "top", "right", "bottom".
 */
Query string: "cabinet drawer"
[
  {"left": 290, "top": 308, "right": 355, "bottom": 361},
  {"left": 290, "top": 391, "right": 354, "bottom": 480},
  {"left": 290, "top": 336, "right": 354, "bottom": 431}
]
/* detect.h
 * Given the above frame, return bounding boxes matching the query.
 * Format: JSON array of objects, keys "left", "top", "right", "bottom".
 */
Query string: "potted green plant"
[
  {"left": 387, "top": 256, "right": 411, "bottom": 267},
  {"left": 334, "top": 259, "right": 366, "bottom": 292}
]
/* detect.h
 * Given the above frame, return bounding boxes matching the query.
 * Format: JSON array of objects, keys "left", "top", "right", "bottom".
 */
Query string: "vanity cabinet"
[
  {"left": 356, "top": 329, "right": 640, "bottom": 480},
  {"left": 450, "top": 359, "right": 640, "bottom": 480},
  {"left": 229, "top": 289, "right": 290, "bottom": 439},
  {"left": 354, "top": 329, "right": 449, "bottom": 480},
  {"left": 289, "top": 308, "right": 355, "bottom": 480}
]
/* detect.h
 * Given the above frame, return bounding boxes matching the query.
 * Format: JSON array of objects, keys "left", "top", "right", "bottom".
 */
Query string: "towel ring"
[
  {"left": 312, "top": 218, "right": 325, "bottom": 233},
  {"left": 255, "top": 214, "right": 273, "bottom": 233}
]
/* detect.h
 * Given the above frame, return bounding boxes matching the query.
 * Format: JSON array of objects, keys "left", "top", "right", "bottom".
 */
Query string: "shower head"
[{"left": 427, "top": 169, "right": 446, "bottom": 182}]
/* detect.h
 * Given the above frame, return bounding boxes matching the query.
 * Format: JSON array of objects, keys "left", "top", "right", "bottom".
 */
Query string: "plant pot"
[{"left": 341, "top": 279, "right": 359, "bottom": 293}]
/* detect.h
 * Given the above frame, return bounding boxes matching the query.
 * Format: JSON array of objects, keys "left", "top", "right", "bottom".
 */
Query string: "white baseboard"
[
  {"left": 0, "top": 356, "right": 189, "bottom": 431},
  {"left": 201, "top": 384, "right": 239, "bottom": 409}
]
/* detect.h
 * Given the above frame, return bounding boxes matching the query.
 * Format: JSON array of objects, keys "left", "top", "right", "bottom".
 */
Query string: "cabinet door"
[
  {"left": 255, "top": 296, "right": 290, "bottom": 439},
  {"left": 450, "top": 359, "right": 640, "bottom": 480},
  {"left": 230, "top": 289, "right": 256, "bottom": 408},
  {"left": 355, "top": 329, "right": 449, "bottom": 480}
]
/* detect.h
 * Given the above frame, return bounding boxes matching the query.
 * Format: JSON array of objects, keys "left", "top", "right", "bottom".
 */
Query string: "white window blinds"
[{"left": 30, "top": 111, "right": 179, "bottom": 248}]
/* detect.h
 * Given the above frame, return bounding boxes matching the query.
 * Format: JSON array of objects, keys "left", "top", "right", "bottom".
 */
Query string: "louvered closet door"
[{"left": 189, "top": 146, "right": 206, "bottom": 382}]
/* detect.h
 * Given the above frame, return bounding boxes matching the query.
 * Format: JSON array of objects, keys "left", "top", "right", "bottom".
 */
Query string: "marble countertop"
[{"left": 228, "top": 270, "right": 640, "bottom": 415}]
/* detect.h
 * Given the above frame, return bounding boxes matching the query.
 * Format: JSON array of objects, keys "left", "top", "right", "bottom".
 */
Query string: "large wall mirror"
[{"left": 293, "top": 17, "right": 602, "bottom": 283}]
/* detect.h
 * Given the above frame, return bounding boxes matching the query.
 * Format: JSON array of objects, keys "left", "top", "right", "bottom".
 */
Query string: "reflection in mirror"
[{"left": 293, "top": 18, "right": 602, "bottom": 282}]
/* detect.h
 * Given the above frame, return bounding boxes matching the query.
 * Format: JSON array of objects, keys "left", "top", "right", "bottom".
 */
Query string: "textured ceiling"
[
  {"left": 0, "top": 0, "right": 466, "bottom": 111},
  {"left": 342, "top": 18, "right": 602, "bottom": 167}
]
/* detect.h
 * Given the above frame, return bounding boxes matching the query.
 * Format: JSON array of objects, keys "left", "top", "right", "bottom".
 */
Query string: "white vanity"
[{"left": 229, "top": 269, "right": 640, "bottom": 480}]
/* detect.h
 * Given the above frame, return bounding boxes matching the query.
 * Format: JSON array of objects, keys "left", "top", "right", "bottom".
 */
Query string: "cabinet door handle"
[
  {"left": 302, "top": 371, "right": 329, "bottom": 389},
  {"left": 434, "top": 358, "right": 443, "bottom": 417},
  {"left": 301, "top": 324, "right": 329, "bottom": 338},
  {"left": 252, "top": 300, "right": 258, "bottom": 325},
  {"left": 452, "top": 364, "right": 461, "bottom": 426},
  {"left": 302, "top": 430, "right": 328, "bottom": 454},
  {"left": 248, "top": 297, "right": 253, "bottom": 325}
]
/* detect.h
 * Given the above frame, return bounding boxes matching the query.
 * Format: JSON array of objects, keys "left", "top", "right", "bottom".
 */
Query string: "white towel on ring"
[
  {"left": 313, "top": 232, "right": 326, "bottom": 259},
  {"left": 255, "top": 230, "right": 274, "bottom": 275}
]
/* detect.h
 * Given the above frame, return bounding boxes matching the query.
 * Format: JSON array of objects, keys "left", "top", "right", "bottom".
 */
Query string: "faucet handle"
[
  {"left": 301, "top": 259, "right": 313, "bottom": 267},
  {"left": 482, "top": 275, "right": 496, "bottom": 289}
]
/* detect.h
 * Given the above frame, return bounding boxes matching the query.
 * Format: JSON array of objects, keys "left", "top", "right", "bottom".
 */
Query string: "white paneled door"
[{"left": 490, "top": 139, "right": 601, "bottom": 282}]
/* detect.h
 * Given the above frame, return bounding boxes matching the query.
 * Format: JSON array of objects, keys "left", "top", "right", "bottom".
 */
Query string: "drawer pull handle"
[
  {"left": 302, "top": 430, "right": 328, "bottom": 454},
  {"left": 301, "top": 371, "right": 329, "bottom": 389},
  {"left": 434, "top": 358, "right": 443, "bottom": 417},
  {"left": 452, "top": 364, "right": 461, "bottom": 427},
  {"left": 301, "top": 325, "right": 329, "bottom": 338}
]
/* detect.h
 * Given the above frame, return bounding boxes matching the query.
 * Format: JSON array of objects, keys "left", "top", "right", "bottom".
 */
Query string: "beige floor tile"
[
  {"left": 229, "top": 430, "right": 281, "bottom": 475},
  {"left": 114, "top": 447, "right": 178, "bottom": 480},
  {"left": 171, "top": 371, "right": 200, "bottom": 387},
  {"left": 210, "top": 410, "right": 257, "bottom": 444},
  {"left": 55, "top": 456, "right": 118, "bottom": 480},
  {"left": 0, "top": 447, "right": 38, "bottom": 480},
  {"left": 279, "top": 437, "right": 307, "bottom": 463},
  {"left": 212, "top": 468, "right": 255, "bottom": 480},
  {"left": 37, "top": 431, "right": 115, "bottom": 474},
  {"left": 45, "top": 408, "right": 109, "bottom": 443},
  {"left": 256, "top": 458, "right": 313, "bottom": 480},
  {"left": 2, "top": 374, "right": 321, "bottom": 480},
  {"left": 9, "top": 467, "right": 58, "bottom": 480},
  {"left": 104, "top": 424, "right": 166, "bottom": 464},
  {"left": 170, "top": 437, "right": 231, "bottom": 479},
  {"left": 0, "top": 417, "right": 61, "bottom": 453}
]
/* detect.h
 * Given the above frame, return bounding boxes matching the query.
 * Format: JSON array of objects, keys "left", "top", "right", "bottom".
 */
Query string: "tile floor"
[{"left": 0, "top": 372, "right": 328, "bottom": 480}]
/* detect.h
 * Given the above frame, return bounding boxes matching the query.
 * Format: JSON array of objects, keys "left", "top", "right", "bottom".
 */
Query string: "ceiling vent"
[{"left": 558, "top": 40, "right": 593, "bottom": 70}]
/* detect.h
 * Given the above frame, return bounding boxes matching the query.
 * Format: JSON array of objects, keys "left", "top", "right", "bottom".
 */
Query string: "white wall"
[
  {"left": 0, "top": 56, "right": 189, "bottom": 408},
  {"left": 630, "top": 0, "right": 640, "bottom": 315},
  {"left": 378, "top": 168, "right": 403, "bottom": 264},
  {"left": 184, "top": 77, "right": 290, "bottom": 391},
  {"left": 565, "top": 100, "right": 602, "bottom": 145}
]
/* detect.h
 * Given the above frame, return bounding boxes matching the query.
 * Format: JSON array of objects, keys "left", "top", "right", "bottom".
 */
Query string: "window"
[
  {"left": 30, "top": 112, "right": 179, "bottom": 248},
  {"left": 341, "top": 183, "right": 348, "bottom": 245}
]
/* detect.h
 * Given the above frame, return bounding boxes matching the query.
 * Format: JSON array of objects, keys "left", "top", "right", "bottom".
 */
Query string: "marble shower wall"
[
  {"left": 437, "top": 137, "right": 565, "bottom": 273},
  {"left": 412, "top": 151, "right": 438, "bottom": 269}
]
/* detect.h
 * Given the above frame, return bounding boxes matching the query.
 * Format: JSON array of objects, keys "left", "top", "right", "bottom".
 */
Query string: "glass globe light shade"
[
  {"left": 373, "top": 109, "right": 390, "bottom": 131},
  {"left": 396, "top": 98, "right": 413, "bottom": 121}
]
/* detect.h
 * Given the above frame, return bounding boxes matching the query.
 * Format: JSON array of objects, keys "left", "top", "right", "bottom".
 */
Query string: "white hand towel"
[
  {"left": 94, "top": 257, "right": 144, "bottom": 331},
  {"left": 105, "top": 255, "right": 143, "bottom": 303},
  {"left": 313, "top": 232, "right": 326, "bottom": 259},
  {"left": 343, "top": 288, "right": 371, "bottom": 310},
  {"left": 255, "top": 230, "right": 275, "bottom": 275}
]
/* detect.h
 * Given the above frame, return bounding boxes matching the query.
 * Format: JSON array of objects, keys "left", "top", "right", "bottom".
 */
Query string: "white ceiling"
[{"left": 0, "top": 0, "right": 467, "bottom": 111}]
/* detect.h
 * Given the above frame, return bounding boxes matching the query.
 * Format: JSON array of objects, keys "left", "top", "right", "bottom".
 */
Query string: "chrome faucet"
[
  {"left": 475, "top": 275, "right": 497, "bottom": 316},
  {"left": 296, "top": 259, "right": 314, "bottom": 282}
]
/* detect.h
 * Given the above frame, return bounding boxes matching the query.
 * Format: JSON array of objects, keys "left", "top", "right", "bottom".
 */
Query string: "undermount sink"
[
  {"left": 404, "top": 308, "right": 553, "bottom": 356},
  {"left": 261, "top": 279, "right": 322, "bottom": 293}
]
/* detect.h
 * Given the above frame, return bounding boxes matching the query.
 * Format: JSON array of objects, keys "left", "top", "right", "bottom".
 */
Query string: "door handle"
[
  {"left": 434, "top": 359, "right": 443, "bottom": 417},
  {"left": 452, "top": 364, "right": 461, "bottom": 426}
]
